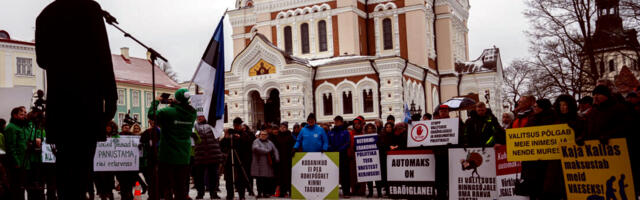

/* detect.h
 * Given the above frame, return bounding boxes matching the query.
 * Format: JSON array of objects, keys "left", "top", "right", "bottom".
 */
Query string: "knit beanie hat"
[
  {"left": 307, "top": 113, "right": 316, "bottom": 121},
  {"left": 175, "top": 88, "right": 190, "bottom": 104},
  {"left": 592, "top": 85, "right": 611, "bottom": 97}
]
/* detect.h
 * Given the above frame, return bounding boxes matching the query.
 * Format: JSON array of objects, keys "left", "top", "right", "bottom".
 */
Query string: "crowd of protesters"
[{"left": 0, "top": 82, "right": 638, "bottom": 200}]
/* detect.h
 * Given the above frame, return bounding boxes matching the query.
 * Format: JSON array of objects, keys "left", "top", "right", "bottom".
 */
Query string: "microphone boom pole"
[{"left": 102, "top": 10, "right": 166, "bottom": 200}]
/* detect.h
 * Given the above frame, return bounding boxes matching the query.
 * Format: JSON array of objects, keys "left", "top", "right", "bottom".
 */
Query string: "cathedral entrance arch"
[
  {"left": 247, "top": 89, "right": 281, "bottom": 130},
  {"left": 264, "top": 89, "right": 281, "bottom": 127}
]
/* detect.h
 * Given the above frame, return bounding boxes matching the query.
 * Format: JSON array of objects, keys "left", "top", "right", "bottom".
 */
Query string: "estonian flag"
[{"left": 192, "top": 14, "right": 226, "bottom": 135}]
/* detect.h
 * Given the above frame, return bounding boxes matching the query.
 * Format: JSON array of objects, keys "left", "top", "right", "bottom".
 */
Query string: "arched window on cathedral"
[
  {"left": 301, "top": 23, "right": 310, "bottom": 54},
  {"left": 323, "top": 93, "right": 333, "bottom": 116},
  {"left": 284, "top": 26, "right": 293, "bottom": 54},
  {"left": 363, "top": 89, "right": 374, "bottom": 113},
  {"left": 609, "top": 59, "right": 615, "bottom": 72},
  {"left": 224, "top": 104, "right": 228, "bottom": 123},
  {"left": 343, "top": 91, "right": 353, "bottom": 114},
  {"left": 318, "top": 20, "right": 328, "bottom": 52},
  {"left": 599, "top": 61, "right": 605, "bottom": 74},
  {"left": 383, "top": 18, "right": 393, "bottom": 50}
]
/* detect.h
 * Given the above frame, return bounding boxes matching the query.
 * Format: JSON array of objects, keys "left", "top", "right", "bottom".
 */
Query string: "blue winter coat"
[
  {"left": 293, "top": 124, "right": 328, "bottom": 152},
  {"left": 327, "top": 125, "right": 350, "bottom": 152}
]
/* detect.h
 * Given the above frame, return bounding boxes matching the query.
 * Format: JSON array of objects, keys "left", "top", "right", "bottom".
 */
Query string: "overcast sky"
[{"left": 0, "top": 0, "right": 528, "bottom": 82}]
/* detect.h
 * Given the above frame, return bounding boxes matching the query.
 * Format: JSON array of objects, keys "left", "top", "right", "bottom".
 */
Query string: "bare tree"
[
  {"left": 502, "top": 59, "right": 535, "bottom": 110},
  {"left": 156, "top": 61, "right": 180, "bottom": 82}
]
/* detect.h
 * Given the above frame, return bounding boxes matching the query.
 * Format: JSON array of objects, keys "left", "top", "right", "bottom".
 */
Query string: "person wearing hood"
[
  {"left": 293, "top": 113, "right": 328, "bottom": 152},
  {"left": 5, "top": 106, "right": 29, "bottom": 200},
  {"left": 327, "top": 116, "right": 351, "bottom": 197},
  {"left": 147, "top": 88, "right": 197, "bottom": 200},
  {"left": 583, "top": 85, "right": 632, "bottom": 143},
  {"left": 462, "top": 102, "right": 504, "bottom": 147}
]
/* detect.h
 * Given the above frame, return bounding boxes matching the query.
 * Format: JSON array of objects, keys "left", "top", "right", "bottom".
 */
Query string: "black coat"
[
  {"left": 194, "top": 123, "right": 224, "bottom": 165},
  {"left": 583, "top": 99, "right": 632, "bottom": 141},
  {"left": 463, "top": 110, "right": 504, "bottom": 147},
  {"left": 36, "top": 0, "right": 117, "bottom": 143}
]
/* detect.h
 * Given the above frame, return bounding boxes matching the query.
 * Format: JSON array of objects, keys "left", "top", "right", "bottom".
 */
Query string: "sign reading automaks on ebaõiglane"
[{"left": 387, "top": 150, "right": 436, "bottom": 199}]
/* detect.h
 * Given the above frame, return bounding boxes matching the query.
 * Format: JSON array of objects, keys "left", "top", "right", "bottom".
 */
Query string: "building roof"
[
  {"left": 455, "top": 47, "right": 500, "bottom": 74},
  {"left": 308, "top": 55, "right": 375, "bottom": 67},
  {"left": 0, "top": 30, "right": 35, "bottom": 46},
  {"left": 112, "top": 55, "right": 180, "bottom": 90}
]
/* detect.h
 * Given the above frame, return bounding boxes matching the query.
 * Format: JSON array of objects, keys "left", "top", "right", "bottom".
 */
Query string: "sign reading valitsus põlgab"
[
  {"left": 291, "top": 152, "right": 339, "bottom": 200},
  {"left": 506, "top": 124, "right": 574, "bottom": 162}
]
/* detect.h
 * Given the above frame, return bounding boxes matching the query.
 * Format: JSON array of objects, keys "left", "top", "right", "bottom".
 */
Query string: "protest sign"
[
  {"left": 354, "top": 134, "right": 381, "bottom": 183},
  {"left": 291, "top": 152, "right": 339, "bottom": 200},
  {"left": 407, "top": 118, "right": 459, "bottom": 147},
  {"left": 561, "top": 138, "right": 635, "bottom": 200},
  {"left": 190, "top": 94, "right": 205, "bottom": 116},
  {"left": 506, "top": 124, "right": 574, "bottom": 162},
  {"left": 449, "top": 148, "right": 498, "bottom": 200},
  {"left": 94, "top": 135, "right": 140, "bottom": 171},
  {"left": 387, "top": 150, "right": 436, "bottom": 199},
  {"left": 494, "top": 145, "right": 528, "bottom": 200},
  {"left": 42, "top": 141, "right": 56, "bottom": 163}
]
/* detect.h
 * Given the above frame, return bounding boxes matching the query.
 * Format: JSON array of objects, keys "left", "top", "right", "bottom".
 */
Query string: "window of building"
[
  {"left": 16, "top": 57, "right": 32, "bottom": 76},
  {"left": 609, "top": 60, "right": 615, "bottom": 72},
  {"left": 318, "top": 20, "right": 328, "bottom": 52},
  {"left": 301, "top": 23, "right": 310, "bottom": 54},
  {"left": 323, "top": 93, "right": 333, "bottom": 116},
  {"left": 132, "top": 90, "right": 140, "bottom": 107},
  {"left": 284, "top": 26, "right": 293, "bottom": 54},
  {"left": 599, "top": 61, "right": 605, "bottom": 74},
  {"left": 118, "top": 113, "right": 126, "bottom": 128},
  {"left": 146, "top": 91, "right": 153, "bottom": 107},
  {"left": 118, "top": 89, "right": 126, "bottom": 105},
  {"left": 224, "top": 104, "right": 228, "bottom": 123},
  {"left": 363, "top": 89, "right": 374, "bottom": 113},
  {"left": 343, "top": 91, "right": 353, "bottom": 114},
  {"left": 382, "top": 18, "right": 393, "bottom": 50},
  {"left": 133, "top": 114, "right": 139, "bottom": 123}
]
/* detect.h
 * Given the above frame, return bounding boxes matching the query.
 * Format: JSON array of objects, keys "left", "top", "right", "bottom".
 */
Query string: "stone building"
[{"left": 224, "top": 0, "right": 504, "bottom": 128}]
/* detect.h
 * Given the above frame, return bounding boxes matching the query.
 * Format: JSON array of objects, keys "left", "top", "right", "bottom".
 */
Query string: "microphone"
[{"left": 102, "top": 10, "right": 118, "bottom": 25}]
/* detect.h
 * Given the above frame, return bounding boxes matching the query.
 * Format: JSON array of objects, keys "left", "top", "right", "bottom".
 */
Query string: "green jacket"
[
  {"left": 0, "top": 131, "right": 6, "bottom": 154},
  {"left": 148, "top": 101, "right": 197, "bottom": 165},
  {"left": 5, "top": 121, "right": 29, "bottom": 168}
]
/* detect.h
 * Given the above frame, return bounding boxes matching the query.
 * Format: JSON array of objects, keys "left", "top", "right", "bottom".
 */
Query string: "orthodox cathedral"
[{"left": 224, "top": 0, "right": 505, "bottom": 128}]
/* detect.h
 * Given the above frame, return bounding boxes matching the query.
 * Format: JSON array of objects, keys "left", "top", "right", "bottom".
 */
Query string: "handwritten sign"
[
  {"left": 42, "top": 141, "right": 56, "bottom": 163},
  {"left": 291, "top": 152, "right": 339, "bottom": 200},
  {"left": 506, "top": 124, "right": 574, "bottom": 161},
  {"left": 387, "top": 150, "right": 436, "bottom": 199},
  {"left": 93, "top": 135, "right": 140, "bottom": 171},
  {"left": 407, "top": 118, "right": 459, "bottom": 147},
  {"left": 561, "top": 138, "right": 636, "bottom": 200},
  {"left": 449, "top": 148, "right": 498, "bottom": 200},
  {"left": 354, "top": 134, "right": 381, "bottom": 183}
]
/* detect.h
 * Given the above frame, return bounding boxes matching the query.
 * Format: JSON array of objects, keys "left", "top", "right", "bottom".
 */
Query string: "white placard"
[
  {"left": 291, "top": 152, "right": 339, "bottom": 200},
  {"left": 190, "top": 94, "right": 205, "bottom": 116},
  {"left": 387, "top": 150, "right": 436, "bottom": 181},
  {"left": 407, "top": 118, "right": 459, "bottom": 147},
  {"left": 42, "top": 141, "right": 56, "bottom": 163},
  {"left": 449, "top": 148, "right": 498, "bottom": 200},
  {"left": 93, "top": 135, "right": 140, "bottom": 171},
  {"left": 354, "top": 134, "right": 381, "bottom": 183}
]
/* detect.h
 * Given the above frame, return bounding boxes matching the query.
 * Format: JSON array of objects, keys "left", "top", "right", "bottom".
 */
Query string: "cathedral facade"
[{"left": 224, "top": 0, "right": 504, "bottom": 128}]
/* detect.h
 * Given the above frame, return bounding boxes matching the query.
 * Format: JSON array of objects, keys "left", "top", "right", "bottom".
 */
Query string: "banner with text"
[
  {"left": 42, "top": 141, "right": 56, "bottom": 163},
  {"left": 506, "top": 124, "right": 574, "bottom": 162},
  {"left": 93, "top": 135, "right": 140, "bottom": 171},
  {"left": 407, "top": 118, "right": 459, "bottom": 147},
  {"left": 190, "top": 94, "right": 205, "bottom": 116},
  {"left": 495, "top": 145, "right": 528, "bottom": 200},
  {"left": 561, "top": 138, "right": 635, "bottom": 200},
  {"left": 449, "top": 148, "right": 498, "bottom": 200},
  {"left": 354, "top": 134, "right": 381, "bottom": 183},
  {"left": 387, "top": 150, "right": 436, "bottom": 199},
  {"left": 291, "top": 152, "right": 339, "bottom": 200}
]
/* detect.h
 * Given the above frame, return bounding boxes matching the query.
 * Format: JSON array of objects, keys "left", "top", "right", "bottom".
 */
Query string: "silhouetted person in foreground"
[{"left": 36, "top": 0, "right": 117, "bottom": 199}]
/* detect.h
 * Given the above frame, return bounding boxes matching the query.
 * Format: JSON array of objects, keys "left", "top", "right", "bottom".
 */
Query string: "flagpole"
[{"left": 188, "top": 8, "right": 229, "bottom": 90}]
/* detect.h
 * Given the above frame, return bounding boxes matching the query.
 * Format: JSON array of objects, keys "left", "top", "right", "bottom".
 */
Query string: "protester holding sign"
[
  {"left": 94, "top": 121, "right": 118, "bottom": 200},
  {"left": 463, "top": 102, "right": 504, "bottom": 147},
  {"left": 147, "top": 88, "right": 197, "bottom": 200},
  {"left": 363, "top": 123, "right": 382, "bottom": 197},
  {"left": 511, "top": 96, "right": 536, "bottom": 129},
  {"left": 349, "top": 116, "right": 367, "bottom": 196},
  {"left": 387, "top": 122, "right": 407, "bottom": 150}
]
